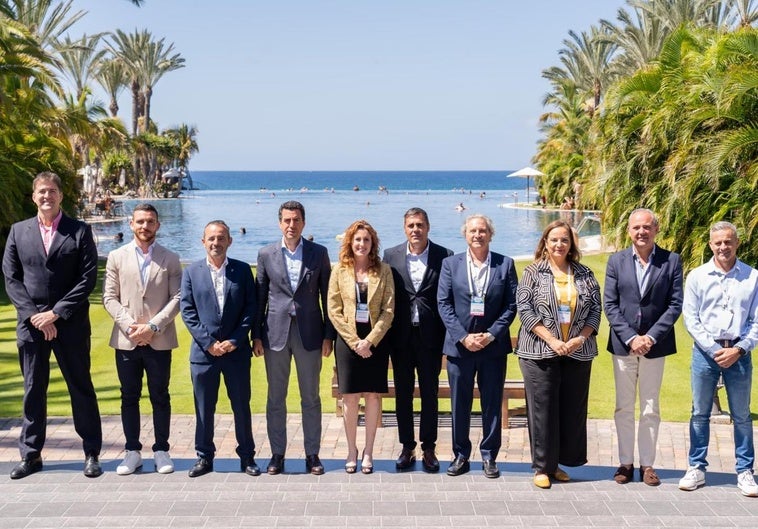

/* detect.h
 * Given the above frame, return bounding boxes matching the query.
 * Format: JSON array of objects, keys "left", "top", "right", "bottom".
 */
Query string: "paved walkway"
[{"left": 1, "top": 413, "right": 757, "bottom": 528}]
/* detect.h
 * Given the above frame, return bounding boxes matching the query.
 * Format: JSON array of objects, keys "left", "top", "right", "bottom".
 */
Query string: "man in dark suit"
[
  {"left": 253, "top": 201, "right": 335, "bottom": 475},
  {"left": 437, "top": 214, "right": 518, "bottom": 478},
  {"left": 180, "top": 220, "right": 260, "bottom": 478},
  {"left": 383, "top": 207, "right": 453, "bottom": 472},
  {"left": 604, "top": 208, "right": 683, "bottom": 486},
  {"left": 2, "top": 172, "right": 103, "bottom": 479}
]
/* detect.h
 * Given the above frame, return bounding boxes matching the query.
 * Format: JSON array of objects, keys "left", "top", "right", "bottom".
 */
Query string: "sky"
[{"left": 70, "top": 0, "right": 629, "bottom": 171}]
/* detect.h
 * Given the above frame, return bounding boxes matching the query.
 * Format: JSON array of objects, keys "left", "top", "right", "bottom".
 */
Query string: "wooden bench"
[{"left": 331, "top": 337, "right": 526, "bottom": 428}]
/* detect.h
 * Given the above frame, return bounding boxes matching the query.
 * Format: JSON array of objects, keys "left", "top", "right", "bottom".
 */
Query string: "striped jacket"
[{"left": 515, "top": 259, "right": 601, "bottom": 361}]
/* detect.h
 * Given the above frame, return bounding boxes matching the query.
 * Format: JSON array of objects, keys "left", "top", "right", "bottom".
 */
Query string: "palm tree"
[
  {"left": 107, "top": 28, "right": 150, "bottom": 136},
  {"left": 543, "top": 25, "right": 618, "bottom": 116},
  {"left": 96, "top": 57, "right": 127, "bottom": 117},
  {"left": 165, "top": 123, "right": 199, "bottom": 170},
  {"left": 600, "top": 6, "right": 669, "bottom": 76},
  {"left": 138, "top": 36, "right": 185, "bottom": 133},
  {"left": 3, "top": 0, "right": 85, "bottom": 51},
  {"left": 725, "top": 0, "right": 758, "bottom": 27},
  {"left": 55, "top": 33, "right": 107, "bottom": 101}
]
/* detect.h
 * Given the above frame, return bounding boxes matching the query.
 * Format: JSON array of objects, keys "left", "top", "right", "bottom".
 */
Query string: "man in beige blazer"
[{"left": 103, "top": 203, "right": 182, "bottom": 475}]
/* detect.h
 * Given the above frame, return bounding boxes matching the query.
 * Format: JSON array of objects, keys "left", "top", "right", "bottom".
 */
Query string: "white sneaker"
[
  {"left": 678, "top": 465, "right": 706, "bottom": 491},
  {"left": 738, "top": 470, "right": 758, "bottom": 497},
  {"left": 116, "top": 450, "right": 143, "bottom": 475},
  {"left": 154, "top": 450, "right": 174, "bottom": 474}
]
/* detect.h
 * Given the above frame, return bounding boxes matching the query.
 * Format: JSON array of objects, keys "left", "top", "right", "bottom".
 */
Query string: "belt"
[
  {"left": 411, "top": 322, "right": 420, "bottom": 327},
  {"left": 716, "top": 338, "right": 741, "bottom": 348}
]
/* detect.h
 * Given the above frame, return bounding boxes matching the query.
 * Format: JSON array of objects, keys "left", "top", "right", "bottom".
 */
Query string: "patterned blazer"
[{"left": 516, "top": 259, "right": 602, "bottom": 361}]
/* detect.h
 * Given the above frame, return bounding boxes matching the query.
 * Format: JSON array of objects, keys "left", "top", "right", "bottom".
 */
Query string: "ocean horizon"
[{"left": 93, "top": 171, "right": 597, "bottom": 263}]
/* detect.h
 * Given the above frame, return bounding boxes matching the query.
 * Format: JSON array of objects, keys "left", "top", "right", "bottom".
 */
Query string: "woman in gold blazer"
[{"left": 327, "top": 219, "right": 394, "bottom": 474}]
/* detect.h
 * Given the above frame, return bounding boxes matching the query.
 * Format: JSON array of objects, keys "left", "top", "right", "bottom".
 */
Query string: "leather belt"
[{"left": 716, "top": 338, "right": 740, "bottom": 348}]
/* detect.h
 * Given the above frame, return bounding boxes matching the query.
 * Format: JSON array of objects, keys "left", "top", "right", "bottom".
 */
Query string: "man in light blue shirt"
[{"left": 679, "top": 221, "right": 758, "bottom": 496}]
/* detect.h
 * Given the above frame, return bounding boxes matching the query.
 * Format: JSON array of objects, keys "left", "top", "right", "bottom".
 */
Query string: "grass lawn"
[{"left": 0, "top": 253, "right": 752, "bottom": 422}]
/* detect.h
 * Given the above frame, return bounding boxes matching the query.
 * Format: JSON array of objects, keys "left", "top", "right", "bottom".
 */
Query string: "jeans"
[{"left": 689, "top": 347, "right": 754, "bottom": 473}]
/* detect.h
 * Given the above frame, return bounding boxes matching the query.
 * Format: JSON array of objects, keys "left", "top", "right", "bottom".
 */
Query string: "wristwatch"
[
  {"left": 148, "top": 322, "right": 159, "bottom": 333},
  {"left": 736, "top": 346, "right": 748, "bottom": 357}
]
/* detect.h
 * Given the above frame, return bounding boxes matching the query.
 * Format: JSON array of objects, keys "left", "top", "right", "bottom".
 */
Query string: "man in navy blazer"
[
  {"left": 604, "top": 208, "right": 683, "bottom": 486},
  {"left": 383, "top": 207, "right": 453, "bottom": 472},
  {"left": 180, "top": 220, "right": 259, "bottom": 478},
  {"left": 253, "top": 201, "right": 335, "bottom": 475},
  {"left": 2, "top": 172, "right": 103, "bottom": 479},
  {"left": 437, "top": 214, "right": 518, "bottom": 478}
]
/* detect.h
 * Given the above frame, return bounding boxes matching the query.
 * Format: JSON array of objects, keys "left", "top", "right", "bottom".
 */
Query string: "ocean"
[{"left": 92, "top": 171, "right": 598, "bottom": 263}]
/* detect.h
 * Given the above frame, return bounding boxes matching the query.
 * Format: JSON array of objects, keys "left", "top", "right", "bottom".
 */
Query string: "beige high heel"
[
  {"left": 345, "top": 448, "right": 358, "bottom": 474},
  {"left": 361, "top": 451, "right": 373, "bottom": 474}
]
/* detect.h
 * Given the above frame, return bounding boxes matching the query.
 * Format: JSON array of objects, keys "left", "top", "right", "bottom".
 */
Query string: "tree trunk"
[
  {"left": 144, "top": 85, "right": 153, "bottom": 134},
  {"left": 130, "top": 78, "right": 140, "bottom": 136}
]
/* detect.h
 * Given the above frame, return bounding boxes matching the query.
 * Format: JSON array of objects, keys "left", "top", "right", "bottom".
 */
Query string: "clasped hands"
[
  {"left": 208, "top": 340, "right": 237, "bottom": 357},
  {"left": 462, "top": 333, "right": 491, "bottom": 352},
  {"left": 354, "top": 339, "right": 373, "bottom": 358},
  {"left": 30, "top": 310, "right": 58, "bottom": 341},
  {"left": 629, "top": 335, "right": 653, "bottom": 356},
  {"left": 127, "top": 323, "right": 156, "bottom": 347},
  {"left": 548, "top": 336, "right": 585, "bottom": 356}
]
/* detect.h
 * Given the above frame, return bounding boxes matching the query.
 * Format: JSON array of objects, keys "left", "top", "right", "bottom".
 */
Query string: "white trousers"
[{"left": 612, "top": 354, "right": 666, "bottom": 467}]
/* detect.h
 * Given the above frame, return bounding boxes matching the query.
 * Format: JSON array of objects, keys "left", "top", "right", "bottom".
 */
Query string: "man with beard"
[{"left": 103, "top": 203, "right": 182, "bottom": 475}]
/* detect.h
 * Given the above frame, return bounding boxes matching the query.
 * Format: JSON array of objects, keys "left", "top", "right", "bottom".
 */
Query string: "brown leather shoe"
[
  {"left": 421, "top": 449, "right": 440, "bottom": 473},
  {"left": 614, "top": 464, "right": 634, "bottom": 484},
  {"left": 395, "top": 447, "right": 415, "bottom": 471},
  {"left": 641, "top": 466, "right": 661, "bottom": 486}
]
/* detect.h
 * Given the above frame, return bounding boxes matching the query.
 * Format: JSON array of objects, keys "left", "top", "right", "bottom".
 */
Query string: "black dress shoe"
[
  {"left": 421, "top": 449, "right": 440, "bottom": 473},
  {"left": 83, "top": 455, "right": 103, "bottom": 478},
  {"left": 482, "top": 459, "right": 500, "bottom": 478},
  {"left": 188, "top": 457, "right": 213, "bottom": 477},
  {"left": 10, "top": 456, "right": 43, "bottom": 480},
  {"left": 305, "top": 454, "right": 324, "bottom": 475},
  {"left": 241, "top": 456, "right": 261, "bottom": 476},
  {"left": 447, "top": 456, "right": 470, "bottom": 476},
  {"left": 267, "top": 454, "right": 285, "bottom": 475},
  {"left": 395, "top": 447, "right": 416, "bottom": 471}
]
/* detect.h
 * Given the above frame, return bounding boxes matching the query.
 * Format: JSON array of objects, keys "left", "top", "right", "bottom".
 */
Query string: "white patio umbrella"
[{"left": 507, "top": 166, "right": 544, "bottom": 203}]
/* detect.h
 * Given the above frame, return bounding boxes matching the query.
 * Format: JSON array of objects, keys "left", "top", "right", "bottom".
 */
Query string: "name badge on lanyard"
[
  {"left": 355, "top": 282, "right": 370, "bottom": 323},
  {"left": 470, "top": 296, "right": 485, "bottom": 317},
  {"left": 558, "top": 304, "right": 571, "bottom": 325},
  {"left": 467, "top": 253, "right": 489, "bottom": 317}
]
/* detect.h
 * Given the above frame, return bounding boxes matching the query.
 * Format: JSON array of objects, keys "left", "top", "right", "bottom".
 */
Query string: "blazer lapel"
[
  {"left": 394, "top": 247, "right": 416, "bottom": 294},
  {"left": 294, "top": 241, "right": 312, "bottom": 292},
  {"left": 45, "top": 215, "right": 69, "bottom": 262},
  {"left": 276, "top": 246, "right": 296, "bottom": 295},
  {"left": 640, "top": 246, "right": 663, "bottom": 300},
  {"left": 622, "top": 249, "right": 642, "bottom": 302},
  {"left": 145, "top": 244, "right": 164, "bottom": 291}
]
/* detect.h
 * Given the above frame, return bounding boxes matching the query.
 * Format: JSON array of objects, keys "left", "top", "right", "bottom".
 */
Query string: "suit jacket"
[
  {"left": 2, "top": 213, "right": 98, "bottom": 345},
  {"left": 516, "top": 259, "right": 601, "bottom": 360},
  {"left": 103, "top": 240, "right": 182, "bottom": 350},
  {"left": 382, "top": 240, "right": 453, "bottom": 351},
  {"left": 437, "top": 251, "right": 518, "bottom": 359},
  {"left": 253, "top": 238, "right": 335, "bottom": 351},
  {"left": 180, "top": 257, "right": 256, "bottom": 363},
  {"left": 604, "top": 245, "right": 683, "bottom": 358},
  {"left": 327, "top": 262, "right": 394, "bottom": 349}
]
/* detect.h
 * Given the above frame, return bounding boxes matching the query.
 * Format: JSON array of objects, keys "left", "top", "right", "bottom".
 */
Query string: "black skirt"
[{"left": 335, "top": 321, "right": 389, "bottom": 393}]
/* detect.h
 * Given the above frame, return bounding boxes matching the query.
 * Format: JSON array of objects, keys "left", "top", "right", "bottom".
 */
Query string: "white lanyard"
[{"left": 466, "top": 252, "right": 490, "bottom": 298}]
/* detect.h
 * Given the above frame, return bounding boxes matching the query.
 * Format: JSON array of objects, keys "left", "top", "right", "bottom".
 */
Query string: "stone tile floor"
[{"left": 0, "top": 414, "right": 756, "bottom": 528}]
